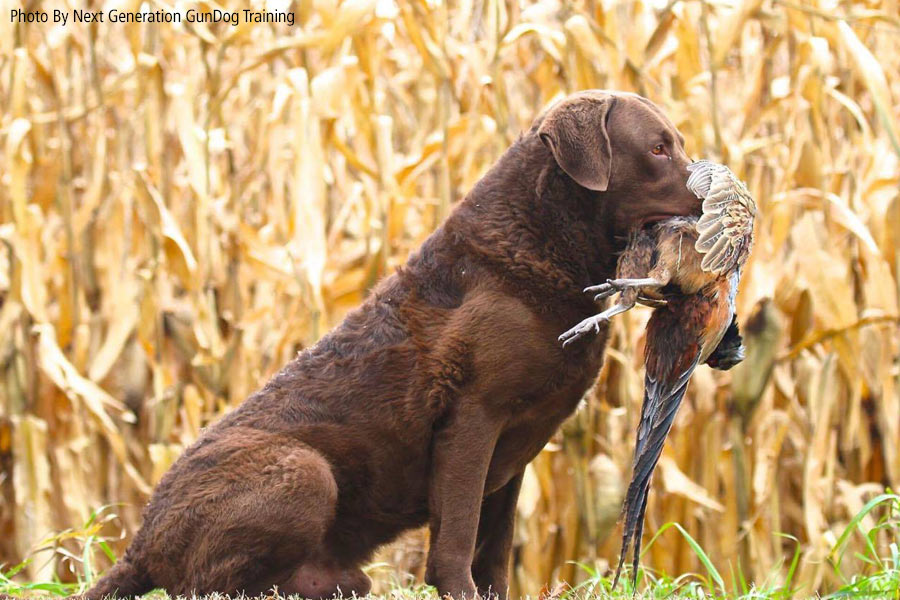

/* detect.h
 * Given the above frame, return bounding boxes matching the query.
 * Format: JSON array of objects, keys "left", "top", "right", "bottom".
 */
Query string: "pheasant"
[{"left": 559, "top": 160, "right": 757, "bottom": 589}]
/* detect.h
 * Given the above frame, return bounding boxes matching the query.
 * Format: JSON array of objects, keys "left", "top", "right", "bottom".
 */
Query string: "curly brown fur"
[{"left": 81, "top": 91, "right": 706, "bottom": 600}]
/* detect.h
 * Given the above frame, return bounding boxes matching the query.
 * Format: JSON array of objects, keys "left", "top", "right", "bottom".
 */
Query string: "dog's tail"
[{"left": 78, "top": 557, "right": 153, "bottom": 600}]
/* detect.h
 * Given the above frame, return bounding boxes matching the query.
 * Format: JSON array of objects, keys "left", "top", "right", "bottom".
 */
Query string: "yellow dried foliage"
[{"left": 0, "top": 0, "right": 898, "bottom": 596}]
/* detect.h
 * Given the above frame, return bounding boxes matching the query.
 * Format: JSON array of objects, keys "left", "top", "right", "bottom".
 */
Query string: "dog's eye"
[{"left": 651, "top": 144, "right": 665, "bottom": 156}]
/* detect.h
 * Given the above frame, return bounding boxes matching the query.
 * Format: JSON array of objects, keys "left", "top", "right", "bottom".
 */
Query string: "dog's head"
[{"left": 535, "top": 90, "right": 700, "bottom": 231}]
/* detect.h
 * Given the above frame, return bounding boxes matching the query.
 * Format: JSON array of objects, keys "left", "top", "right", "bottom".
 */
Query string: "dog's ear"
[{"left": 538, "top": 95, "right": 615, "bottom": 192}]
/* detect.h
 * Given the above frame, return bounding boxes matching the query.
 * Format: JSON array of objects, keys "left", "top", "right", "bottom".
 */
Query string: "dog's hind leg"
[
  {"left": 167, "top": 440, "right": 340, "bottom": 597},
  {"left": 196, "top": 447, "right": 338, "bottom": 595},
  {"left": 84, "top": 430, "right": 340, "bottom": 598},
  {"left": 80, "top": 556, "right": 153, "bottom": 600}
]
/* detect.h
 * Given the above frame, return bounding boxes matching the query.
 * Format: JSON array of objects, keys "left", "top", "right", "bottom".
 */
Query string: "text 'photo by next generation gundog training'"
[{"left": 4, "top": 5, "right": 900, "bottom": 600}]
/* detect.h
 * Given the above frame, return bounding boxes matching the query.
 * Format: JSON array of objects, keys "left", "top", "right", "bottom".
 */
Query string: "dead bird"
[
  {"left": 558, "top": 160, "right": 757, "bottom": 589},
  {"left": 559, "top": 160, "right": 755, "bottom": 345}
]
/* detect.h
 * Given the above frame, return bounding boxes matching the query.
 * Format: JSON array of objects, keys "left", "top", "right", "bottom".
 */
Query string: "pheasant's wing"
[
  {"left": 686, "top": 161, "right": 756, "bottom": 276},
  {"left": 685, "top": 159, "right": 719, "bottom": 197}
]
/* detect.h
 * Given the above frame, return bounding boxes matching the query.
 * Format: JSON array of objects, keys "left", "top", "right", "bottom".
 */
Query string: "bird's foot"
[
  {"left": 584, "top": 278, "right": 663, "bottom": 302},
  {"left": 559, "top": 301, "right": 637, "bottom": 347},
  {"left": 583, "top": 282, "right": 618, "bottom": 301},
  {"left": 559, "top": 314, "right": 609, "bottom": 347}
]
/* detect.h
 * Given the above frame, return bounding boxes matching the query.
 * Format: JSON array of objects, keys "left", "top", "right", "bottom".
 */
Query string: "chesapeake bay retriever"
[{"left": 82, "top": 90, "right": 739, "bottom": 600}]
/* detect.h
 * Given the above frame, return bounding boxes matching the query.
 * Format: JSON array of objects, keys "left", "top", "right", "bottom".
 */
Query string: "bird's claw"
[
  {"left": 584, "top": 281, "right": 615, "bottom": 300},
  {"left": 584, "top": 278, "right": 653, "bottom": 302},
  {"left": 560, "top": 299, "right": 642, "bottom": 348},
  {"left": 594, "top": 289, "right": 617, "bottom": 302},
  {"left": 558, "top": 314, "right": 608, "bottom": 347}
]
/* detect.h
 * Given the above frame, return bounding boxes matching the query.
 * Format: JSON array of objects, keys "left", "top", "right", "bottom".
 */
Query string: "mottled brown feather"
[{"left": 686, "top": 161, "right": 756, "bottom": 276}]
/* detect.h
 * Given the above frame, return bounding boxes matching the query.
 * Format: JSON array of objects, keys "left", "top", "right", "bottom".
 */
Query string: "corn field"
[{"left": 0, "top": 0, "right": 898, "bottom": 596}]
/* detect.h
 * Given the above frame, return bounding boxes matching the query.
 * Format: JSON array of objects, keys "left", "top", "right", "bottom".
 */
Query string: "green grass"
[{"left": 3, "top": 495, "right": 898, "bottom": 600}]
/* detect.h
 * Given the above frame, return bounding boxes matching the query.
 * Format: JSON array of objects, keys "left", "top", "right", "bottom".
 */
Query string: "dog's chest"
[{"left": 483, "top": 361, "right": 600, "bottom": 494}]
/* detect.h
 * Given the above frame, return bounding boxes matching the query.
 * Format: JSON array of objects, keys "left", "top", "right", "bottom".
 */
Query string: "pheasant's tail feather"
[
  {"left": 611, "top": 483, "right": 650, "bottom": 594},
  {"left": 613, "top": 338, "right": 700, "bottom": 596},
  {"left": 630, "top": 492, "right": 650, "bottom": 591},
  {"left": 611, "top": 522, "right": 631, "bottom": 591}
]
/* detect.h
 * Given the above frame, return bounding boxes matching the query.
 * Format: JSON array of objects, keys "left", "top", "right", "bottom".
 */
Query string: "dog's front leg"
[
  {"left": 472, "top": 471, "right": 523, "bottom": 599},
  {"left": 426, "top": 401, "right": 499, "bottom": 599}
]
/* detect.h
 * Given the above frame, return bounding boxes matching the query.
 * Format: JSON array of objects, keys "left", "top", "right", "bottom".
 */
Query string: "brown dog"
[{"left": 83, "top": 91, "right": 726, "bottom": 600}]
